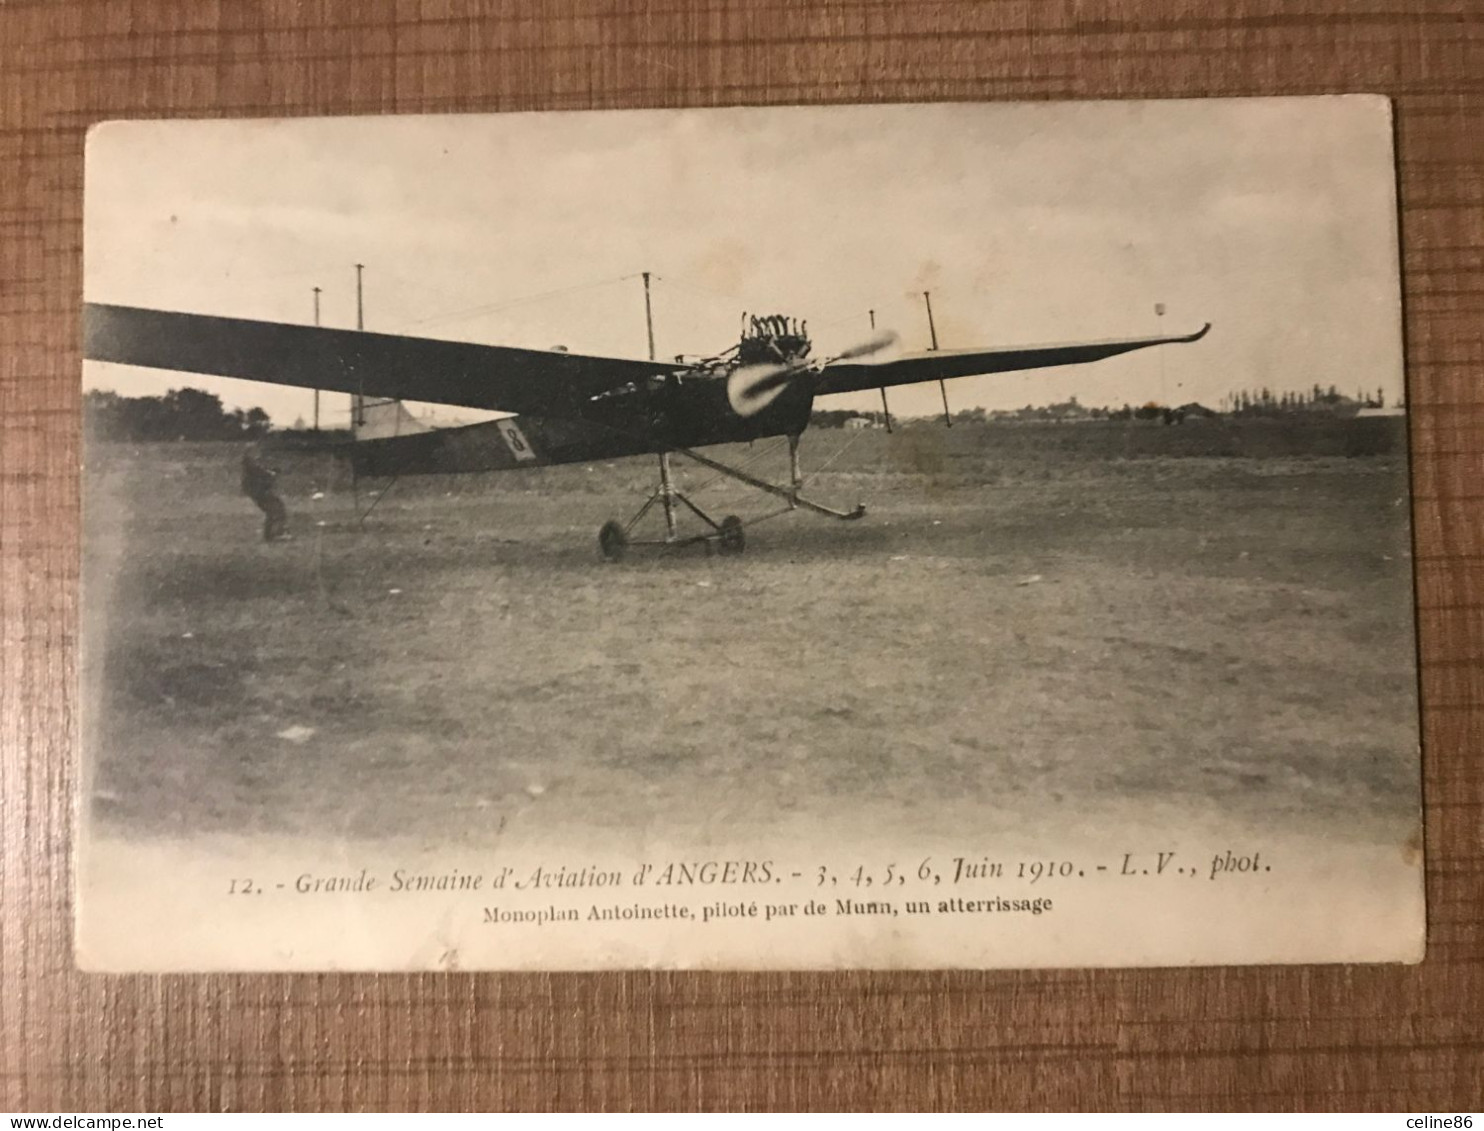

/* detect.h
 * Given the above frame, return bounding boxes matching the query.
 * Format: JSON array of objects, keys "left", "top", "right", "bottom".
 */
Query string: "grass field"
[{"left": 81, "top": 417, "right": 1419, "bottom": 851}]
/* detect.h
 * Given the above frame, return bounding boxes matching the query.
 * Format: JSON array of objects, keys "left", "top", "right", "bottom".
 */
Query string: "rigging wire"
[
  {"left": 252, "top": 260, "right": 363, "bottom": 284},
  {"left": 397, "top": 271, "right": 646, "bottom": 332},
  {"left": 808, "top": 305, "right": 891, "bottom": 333},
  {"left": 682, "top": 437, "right": 791, "bottom": 497},
  {"left": 801, "top": 426, "right": 869, "bottom": 485},
  {"left": 655, "top": 272, "right": 896, "bottom": 338},
  {"left": 649, "top": 272, "right": 750, "bottom": 309}
]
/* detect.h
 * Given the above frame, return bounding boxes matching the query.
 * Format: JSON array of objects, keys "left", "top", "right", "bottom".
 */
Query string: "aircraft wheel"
[
  {"left": 599, "top": 520, "right": 628, "bottom": 562},
  {"left": 718, "top": 515, "right": 745, "bottom": 555}
]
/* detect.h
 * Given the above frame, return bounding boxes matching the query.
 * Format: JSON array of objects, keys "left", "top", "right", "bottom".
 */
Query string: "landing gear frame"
[{"left": 598, "top": 435, "right": 864, "bottom": 561}]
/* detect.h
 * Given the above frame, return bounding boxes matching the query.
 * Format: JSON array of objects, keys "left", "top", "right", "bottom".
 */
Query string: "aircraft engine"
[{"left": 727, "top": 329, "right": 898, "bottom": 417}]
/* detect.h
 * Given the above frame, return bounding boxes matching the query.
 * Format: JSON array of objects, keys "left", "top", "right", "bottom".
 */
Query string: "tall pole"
[
  {"left": 1155, "top": 301, "right": 1166, "bottom": 410},
  {"left": 925, "top": 290, "right": 951, "bottom": 427},
  {"left": 871, "top": 308, "right": 893, "bottom": 433},
  {"left": 312, "top": 285, "right": 322, "bottom": 432},
  {"left": 642, "top": 271, "right": 656, "bottom": 361},
  {"left": 353, "top": 264, "right": 365, "bottom": 429},
  {"left": 640, "top": 272, "right": 674, "bottom": 537}
]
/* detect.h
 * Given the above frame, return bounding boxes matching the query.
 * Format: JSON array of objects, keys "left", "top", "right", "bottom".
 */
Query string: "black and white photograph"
[{"left": 78, "top": 97, "right": 1422, "bottom": 971}]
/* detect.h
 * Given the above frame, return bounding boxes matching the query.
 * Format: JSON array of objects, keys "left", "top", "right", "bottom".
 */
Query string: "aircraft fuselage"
[
  {"left": 348, "top": 313, "right": 819, "bottom": 477},
  {"left": 346, "top": 368, "right": 815, "bottom": 478}
]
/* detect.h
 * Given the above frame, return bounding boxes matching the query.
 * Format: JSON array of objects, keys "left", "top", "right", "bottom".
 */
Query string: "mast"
[
  {"left": 642, "top": 270, "right": 656, "bottom": 361},
  {"left": 353, "top": 263, "right": 365, "bottom": 429},
  {"left": 1155, "top": 301, "right": 1167, "bottom": 409},
  {"left": 924, "top": 290, "right": 951, "bottom": 427},
  {"left": 639, "top": 271, "right": 674, "bottom": 535},
  {"left": 312, "top": 285, "right": 322, "bottom": 432},
  {"left": 871, "top": 308, "right": 892, "bottom": 433}
]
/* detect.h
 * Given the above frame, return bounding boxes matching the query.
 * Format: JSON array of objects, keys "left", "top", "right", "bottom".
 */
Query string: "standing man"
[{"left": 241, "top": 446, "right": 289, "bottom": 542}]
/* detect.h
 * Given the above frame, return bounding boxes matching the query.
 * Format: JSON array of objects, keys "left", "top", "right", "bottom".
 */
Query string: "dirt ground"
[{"left": 81, "top": 418, "right": 1420, "bottom": 851}]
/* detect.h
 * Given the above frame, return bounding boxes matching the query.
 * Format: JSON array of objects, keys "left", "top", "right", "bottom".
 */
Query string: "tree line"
[
  {"left": 84, "top": 389, "right": 272, "bottom": 442},
  {"left": 1220, "top": 384, "right": 1390, "bottom": 415}
]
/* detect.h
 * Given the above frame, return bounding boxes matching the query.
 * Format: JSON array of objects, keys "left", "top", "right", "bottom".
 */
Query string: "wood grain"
[{"left": 3, "top": 0, "right": 1480, "bottom": 1112}]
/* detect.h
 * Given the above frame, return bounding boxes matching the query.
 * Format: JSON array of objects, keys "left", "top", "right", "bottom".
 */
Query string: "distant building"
[{"left": 1044, "top": 397, "right": 1092, "bottom": 422}]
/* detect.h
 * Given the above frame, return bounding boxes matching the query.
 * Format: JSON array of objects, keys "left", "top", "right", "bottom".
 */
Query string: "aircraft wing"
[
  {"left": 815, "top": 323, "right": 1211, "bottom": 397},
  {"left": 83, "top": 303, "right": 685, "bottom": 417}
]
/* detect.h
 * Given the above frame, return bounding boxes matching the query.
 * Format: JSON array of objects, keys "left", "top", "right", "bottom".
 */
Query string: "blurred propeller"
[{"left": 728, "top": 329, "right": 899, "bottom": 417}]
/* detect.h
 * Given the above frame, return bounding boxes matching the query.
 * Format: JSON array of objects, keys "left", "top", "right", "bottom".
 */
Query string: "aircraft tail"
[{"left": 351, "top": 396, "right": 433, "bottom": 441}]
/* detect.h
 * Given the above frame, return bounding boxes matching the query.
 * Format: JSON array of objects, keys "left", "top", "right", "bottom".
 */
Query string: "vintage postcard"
[{"left": 78, "top": 97, "right": 1422, "bottom": 971}]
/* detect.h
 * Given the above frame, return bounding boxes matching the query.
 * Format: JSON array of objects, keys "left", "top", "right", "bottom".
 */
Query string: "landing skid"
[{"left": 599, "top": 436, "right": 864, "bottom": 561}]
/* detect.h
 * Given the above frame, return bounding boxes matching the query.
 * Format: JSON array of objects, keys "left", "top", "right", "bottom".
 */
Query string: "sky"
[{"left": 83, "top": 97, "right": 1405, "bottom": 425}]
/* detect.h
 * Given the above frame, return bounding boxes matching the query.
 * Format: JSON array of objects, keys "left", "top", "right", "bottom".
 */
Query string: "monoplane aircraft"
[{"left": 83, "top": 297, "right": 1209, "bottom": 559}]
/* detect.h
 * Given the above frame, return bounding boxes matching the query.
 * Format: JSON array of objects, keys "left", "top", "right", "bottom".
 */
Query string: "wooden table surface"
[{"left": 3, "top": 0, "right": 1480, "bottom": 1112}]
